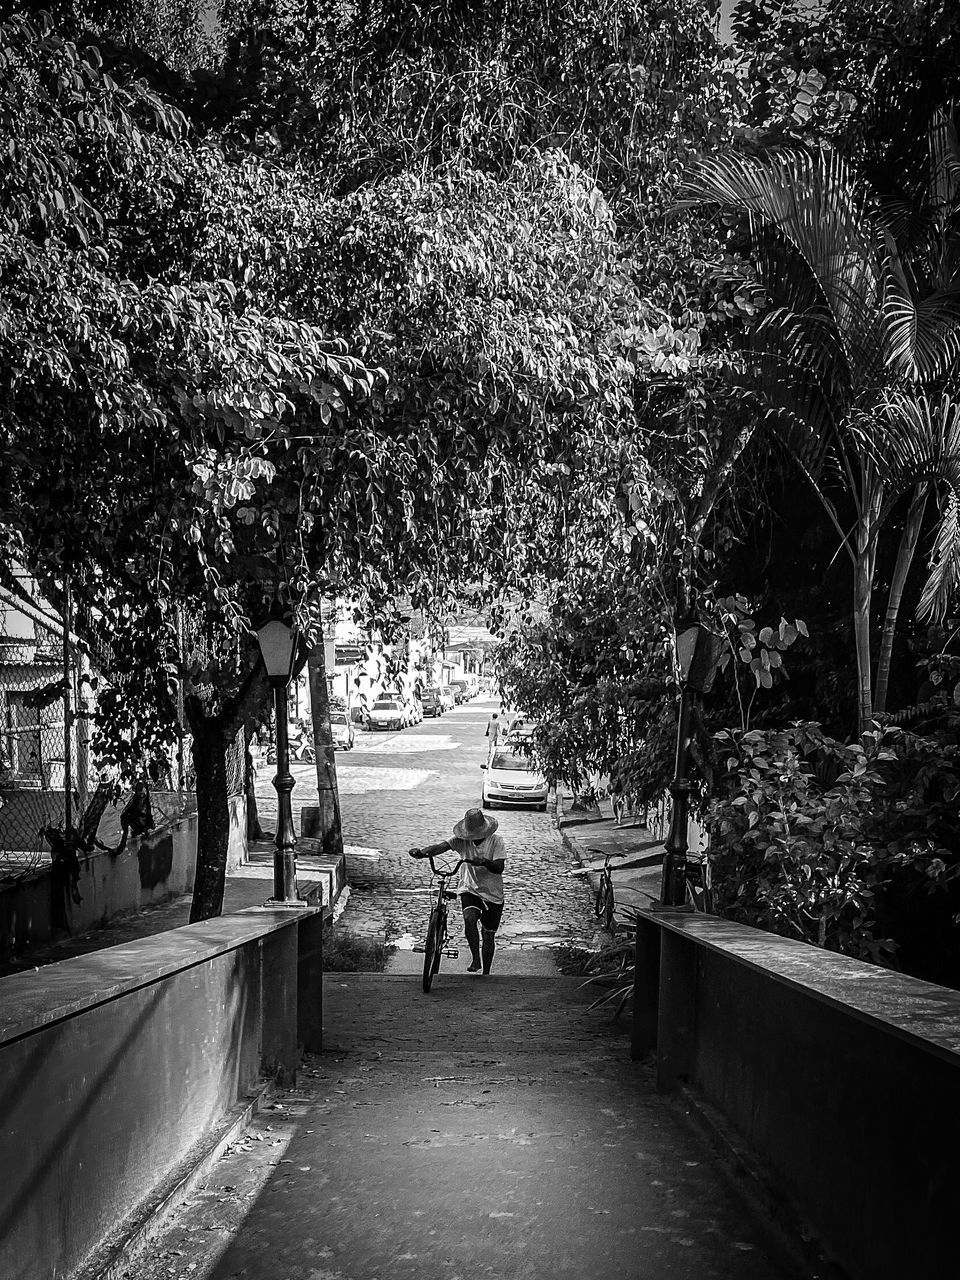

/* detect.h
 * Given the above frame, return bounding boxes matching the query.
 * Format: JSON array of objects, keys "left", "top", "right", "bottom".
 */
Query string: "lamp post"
[
  {"left": 655, "top": 619, "right": 723, "bottom": 911},
  {"left": 256, "top": 616, "right": 303, "bottom": 906}
]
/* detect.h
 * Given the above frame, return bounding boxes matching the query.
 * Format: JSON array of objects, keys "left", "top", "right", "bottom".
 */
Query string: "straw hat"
[{"left": 453, "top": 807, "right": 499, "bottom": 842}]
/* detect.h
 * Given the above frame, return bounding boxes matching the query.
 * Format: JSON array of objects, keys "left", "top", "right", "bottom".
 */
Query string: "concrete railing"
[
  {"left": 633, "top": 910, "right": 959, "bottom": 1280},
  {"left": 0, "top": 903, "right": 322, "bottom": 1280}
]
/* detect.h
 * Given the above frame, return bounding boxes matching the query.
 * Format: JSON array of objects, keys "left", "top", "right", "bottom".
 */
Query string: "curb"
[
  {"left": 553, "top": 801, "right": 604, "bottom": 917},
  {"left": 75, "top": 1079, "right": 277, "bottom": 1280}
]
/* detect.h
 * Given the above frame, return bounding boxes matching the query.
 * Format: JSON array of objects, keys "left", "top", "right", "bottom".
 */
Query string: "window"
[{"left": 491, "top": 752, "right": 533, "bottom": 772}]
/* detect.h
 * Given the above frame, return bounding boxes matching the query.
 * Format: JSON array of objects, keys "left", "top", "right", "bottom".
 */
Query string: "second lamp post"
[
  {"left": 256, "top": 616, "right": 303, "bottom": 906},
  {"left": 656, "top": 619, "right": 723, "bottom": 911}
]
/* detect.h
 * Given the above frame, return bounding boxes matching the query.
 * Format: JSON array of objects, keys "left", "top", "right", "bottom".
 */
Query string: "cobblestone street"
[{"left": 323, "top": 698, "right": 596, "bottom": 957}]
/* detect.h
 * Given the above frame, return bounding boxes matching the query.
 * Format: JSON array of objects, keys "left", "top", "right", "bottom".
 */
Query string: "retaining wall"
[
  {"left": 0, "top": 903, "right": 322, "bottom": 1280},
  {"left": 633, "top": 910, "right": 960, "bottom": 1280}
]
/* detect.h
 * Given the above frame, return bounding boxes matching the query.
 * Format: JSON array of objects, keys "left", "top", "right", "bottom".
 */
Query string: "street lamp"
[
  {"left": 256, "top": 615, "right": 303, "bottom": 906},
  {"left": 655, "top": 618, "right": 723, "bottom": 911}
]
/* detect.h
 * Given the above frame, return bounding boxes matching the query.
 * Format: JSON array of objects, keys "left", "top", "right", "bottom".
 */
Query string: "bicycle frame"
[
  {"left": 587, "top": 846, "right": 616, "bottom": 930},
  {"left": 411, "top": 853, "right": 465, "bottom": 991}
]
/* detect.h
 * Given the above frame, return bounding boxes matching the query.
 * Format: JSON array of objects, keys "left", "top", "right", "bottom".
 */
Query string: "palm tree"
[{"left": 682, "top": 126, "right": 960, "bottom": 729}]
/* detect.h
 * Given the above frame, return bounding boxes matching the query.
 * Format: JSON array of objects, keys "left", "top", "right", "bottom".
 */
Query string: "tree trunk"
[
  {"left": 853, "top": 518, "right": 878, "bottom": 734},
  {"left": 874, "top": 484, "right": 928, "bottom": 715},
  {"left": 244, "top": 721, "right": 265, "bottom": 841},
  {"left": 308, "top": 644, "right": 344, "bottom": 857},
  {"left": 189, "top": 719, "right": 231, "bottom": 921}
]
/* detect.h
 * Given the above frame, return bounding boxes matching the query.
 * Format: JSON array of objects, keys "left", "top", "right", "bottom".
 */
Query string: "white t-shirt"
[{"left": 450, "top": 834, "right": 506, "bottom": 904}]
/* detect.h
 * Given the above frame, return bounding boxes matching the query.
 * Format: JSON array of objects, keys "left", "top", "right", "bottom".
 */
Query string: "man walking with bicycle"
[{"left": 410, "top": 808, "right": 506, "bottom": 975}]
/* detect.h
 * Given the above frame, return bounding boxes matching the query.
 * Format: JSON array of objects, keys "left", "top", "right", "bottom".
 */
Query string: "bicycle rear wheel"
[{"left": 422, "top": 909, "right": 442, "bottom": 993}]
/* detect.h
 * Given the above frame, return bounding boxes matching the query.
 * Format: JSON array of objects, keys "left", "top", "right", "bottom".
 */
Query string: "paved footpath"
[{"left": 123, "top": 974, "right": 803, "bottom": 1280}]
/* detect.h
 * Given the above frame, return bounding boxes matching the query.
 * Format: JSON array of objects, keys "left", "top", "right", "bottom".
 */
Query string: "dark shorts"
[{"left": 460, "top": 892, "right": 504, "bottom": 932}]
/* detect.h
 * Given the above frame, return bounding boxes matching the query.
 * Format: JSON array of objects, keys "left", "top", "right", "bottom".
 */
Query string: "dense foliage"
[
  {"left": 708, "top": 722, "right": 960, "bottom": 982},
  {"left": 4, "top": 0, "right": 960, "bottom": 973}
]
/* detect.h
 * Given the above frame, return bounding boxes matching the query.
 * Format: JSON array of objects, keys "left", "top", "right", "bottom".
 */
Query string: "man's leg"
[
  {"left": 481, "top": 927, "right": 496, "bottom": 975},
  {"left": 463, "top": 905, "right": 482, "bottom": 972},
  {"left": 479, "top": 899, "right": 504, "bottom": 975}
]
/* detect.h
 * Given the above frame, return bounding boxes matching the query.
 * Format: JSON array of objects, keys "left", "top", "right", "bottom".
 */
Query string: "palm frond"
[
  {"left": 752, "top": 303, "right": 852, "bottom": 418},
  {"left": 681, "top": 149, "right": 887, "bottom": 387},
  {"left": 929, "top": 108, "right": 960, "bottom": 215},
  {"left": 882, "top": 229, "right": 960, "bottom": 379},
  {"left": 869, "top": 390, "right": 960, "bottom": 494},
  {"left": 920, "top": 490, "right": 960, "bottom": 623},
  {"left": 744, "top": 332, "right": 846, "bottom": 480},
  {"left": 865, "top": 391, "right": 960, "bottom": 622}
]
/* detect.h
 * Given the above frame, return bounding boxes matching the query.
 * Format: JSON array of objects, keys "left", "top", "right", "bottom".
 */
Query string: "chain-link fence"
[
  {"left": 0, "top": 584, "right": 245, "bottom": 881},
  {"left": 0, "top": 586, "right": 71, "bottom": 877}
]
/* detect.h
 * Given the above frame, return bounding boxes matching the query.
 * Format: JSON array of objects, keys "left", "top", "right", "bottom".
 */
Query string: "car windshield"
[
  {"left": 330, "top": 713, "right": 347, "bottom": 724},
  {"left": 373, "top": 700, "right": 398, "bottom": 709},
  {"left": 491, "top": 752, "right": 534, "bottom": 772}
]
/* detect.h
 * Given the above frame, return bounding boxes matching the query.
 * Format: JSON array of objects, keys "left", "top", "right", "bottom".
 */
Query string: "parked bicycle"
[
  {"left": 586, "top": 845, "right": 711, "bottom": 919},
  {"left": 408, "top": 849, "right": 464, "bottom": 992},
  {"left": 589, "top": 847, "right": 616, "bottom": 930},
  {"left": 683, "top": 851, "right": 712, "bottom": 912}
]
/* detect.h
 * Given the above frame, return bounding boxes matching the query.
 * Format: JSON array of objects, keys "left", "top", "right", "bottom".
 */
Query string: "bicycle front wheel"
[
  {"left": 422, "top": 909, "right": 442, "bottom": 993},
  {"left": 595, "top": 876, "right": 615, "bottom": 929}
]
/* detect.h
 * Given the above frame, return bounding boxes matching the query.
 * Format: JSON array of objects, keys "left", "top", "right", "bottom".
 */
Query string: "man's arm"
[
  {"left": 468, "top": 855, "right": 505, "bottom": 873},
  {"left": 413, "top": 839, "right": 453, "bottom": 859}
]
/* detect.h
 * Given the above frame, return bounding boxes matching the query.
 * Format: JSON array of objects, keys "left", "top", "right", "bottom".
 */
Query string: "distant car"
[
  {"left": 368, "top": 698, "right": 406, "bottom": 730},
  {"left": 448, "top": 679, "right": 471, "bottom": 704},
  {"left": 421, "top": 687, "right": 443, "bottom": 717},
  {"left": 438, "top": 686, "right": 456, "bottom": 712},
  {"left": 406, "top": 696, "right": 423, "bottom": 725},
  {"left": 504, "top": 716, "right": 536, "bottom": 745},
  {"left": 329, "top": 709, "right": 355, "bottom": 750},
  {"left": 481, "top": 747, "right": 548, "bottom": 811}
]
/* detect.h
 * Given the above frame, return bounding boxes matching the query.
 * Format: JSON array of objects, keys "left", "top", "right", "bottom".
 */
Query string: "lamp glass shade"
[
  {"left": 675, "top": 625, "right": 701, "bottom": 680},
  {"left": 257, "top": 618, "right": 298, "bottom": 684}
]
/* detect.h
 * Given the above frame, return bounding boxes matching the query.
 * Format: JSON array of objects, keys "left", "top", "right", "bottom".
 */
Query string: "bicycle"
[
  {"left": 683, "top": 851, "right": 712, "bottom": 912},
  {"left": 589, "top": 847, "right": 616, "bottom": 930},
  {"left": 408, "top": 850, "right": 464, "bottom": 992}
]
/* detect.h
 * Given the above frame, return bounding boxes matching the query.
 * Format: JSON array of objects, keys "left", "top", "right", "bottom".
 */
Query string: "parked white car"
[
  {"left": 480, "top": 747, "right": 548, "bottom": 811},
  {"left": 368, "top": 698, "right": 406, "bottom": 730}
]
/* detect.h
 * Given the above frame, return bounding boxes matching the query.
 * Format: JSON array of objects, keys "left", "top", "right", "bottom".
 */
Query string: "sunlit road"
[{"left": 329, "top": 696, "right": 596, "bottom": 956}]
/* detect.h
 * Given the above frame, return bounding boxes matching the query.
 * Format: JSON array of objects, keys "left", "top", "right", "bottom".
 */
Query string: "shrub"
[
  {"left": 322, "top": 928, "right": 391, "bottom": 972},
  {"left": 707, "top": 722, "right": 960, "bottom": 970}
]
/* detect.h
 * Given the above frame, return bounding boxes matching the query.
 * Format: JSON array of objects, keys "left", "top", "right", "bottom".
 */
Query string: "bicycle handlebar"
[{"left": 409, "top": 850, "right": 466, "bottom": 878}]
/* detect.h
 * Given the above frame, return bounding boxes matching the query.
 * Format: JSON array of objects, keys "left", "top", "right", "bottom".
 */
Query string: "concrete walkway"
[
  {"left": 126, "top": 975, "right": 802, "bottom": 1280},
  {"left": 556, "top": 795, "right": 668, "bottom": 922}
]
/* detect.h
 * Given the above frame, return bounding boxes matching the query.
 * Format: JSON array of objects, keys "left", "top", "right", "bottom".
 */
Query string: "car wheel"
[
  {"left": 538, "top": 803, "right": 548, "bottom": 812},
  {"left": 482, "top": 799, "right": 491, "bottom": 810}
]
